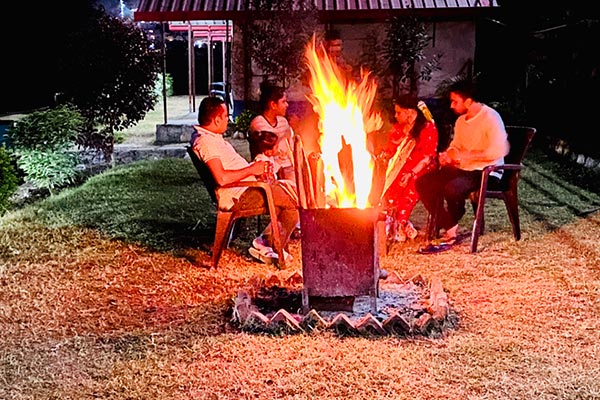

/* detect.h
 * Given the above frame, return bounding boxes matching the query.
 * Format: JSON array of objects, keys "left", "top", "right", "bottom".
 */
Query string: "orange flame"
[{"left": 304, "top": 36, "right": 382, "bottom": 209}]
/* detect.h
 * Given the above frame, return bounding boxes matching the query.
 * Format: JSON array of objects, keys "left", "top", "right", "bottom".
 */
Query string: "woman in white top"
[{"left": 249, "top": 83, "right": 295, "bottom": 182}]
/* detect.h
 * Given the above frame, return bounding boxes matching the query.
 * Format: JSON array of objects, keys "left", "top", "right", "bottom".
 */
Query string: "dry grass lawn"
[
  {"left": 1, "top": 96, "right": 600, "bottom": 399},
  {"left": 2, "top": 201, "right": 599, "bottom": 399}
]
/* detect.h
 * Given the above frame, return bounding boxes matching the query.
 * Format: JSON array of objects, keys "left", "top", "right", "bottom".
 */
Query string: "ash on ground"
[{"left": 235, "top": 273, "right": 459, "bottom": 338}]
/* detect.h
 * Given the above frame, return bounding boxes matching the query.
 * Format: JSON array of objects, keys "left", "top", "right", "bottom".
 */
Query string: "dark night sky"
[{"left": 1, "top": 1, "right": 138, "bottom": 114}]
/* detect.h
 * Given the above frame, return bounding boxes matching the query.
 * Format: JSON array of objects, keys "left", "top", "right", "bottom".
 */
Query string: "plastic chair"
[
  {"left": 469, "top": 125, "right": 536, "bottom": 252},
  {"left": 186, "top": 146, "right": 284, "bottom": 268}
]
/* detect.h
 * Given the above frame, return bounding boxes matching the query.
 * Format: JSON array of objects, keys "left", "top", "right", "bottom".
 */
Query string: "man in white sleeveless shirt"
[{"left": 192, "top": 96, "right": 299, "bottom": 264}]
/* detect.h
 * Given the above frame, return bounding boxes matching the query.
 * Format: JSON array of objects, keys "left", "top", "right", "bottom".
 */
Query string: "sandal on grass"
[
  {"left": 436, "top": 237, "right": 456, "bottom": 246},
  {"left": 417, "top": 242, "right": 453, "bottom": 254},
  {"left": 249, "top": 246, "right": 278, "bottom": 264},
  {"left": 431, "top": 232, "right": 458, "bottom": 246}
]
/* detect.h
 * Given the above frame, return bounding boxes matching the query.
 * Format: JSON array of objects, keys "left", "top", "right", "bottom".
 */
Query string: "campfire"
[
  {"left": 297, "top": 36, "right": 383, "bottom": 209},
  {"left": 230, "top": 35, "right": 457, "bottom": 337},
  {"left": 294, "top": 36, "right": 387, "bottom": 314}
]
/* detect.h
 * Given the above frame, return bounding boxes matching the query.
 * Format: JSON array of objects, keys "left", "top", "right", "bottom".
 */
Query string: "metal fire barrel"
[{"left": 300, "top": 207, "right": 383, "bottom": 314}]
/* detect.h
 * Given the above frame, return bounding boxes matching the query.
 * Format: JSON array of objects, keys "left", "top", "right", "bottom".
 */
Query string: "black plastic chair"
[
  {"left": 469, "top": 126, "right": 536, "bottom": 252},
  {"left": 425, "top": 126, "right": 536, "bottom": 252},
  {"left": 186, "top": 146, "right": 284, "bottom": 268}
]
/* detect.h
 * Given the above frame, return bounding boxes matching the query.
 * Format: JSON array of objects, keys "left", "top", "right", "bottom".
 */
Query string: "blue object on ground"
[{"left": 0, "top": 119, "right": 15, "bottom": 147}]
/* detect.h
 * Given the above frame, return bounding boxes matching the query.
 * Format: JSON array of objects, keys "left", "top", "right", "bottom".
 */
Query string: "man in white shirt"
[
  {"left": 191, "top": 96, "right": 299, "bottom": 264},
  {"left": 415, "top": 78, "right": 509, "bottom": 245}
]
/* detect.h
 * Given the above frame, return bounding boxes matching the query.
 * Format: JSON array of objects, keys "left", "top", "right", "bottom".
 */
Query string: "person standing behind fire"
[
  {"left": 380, "top": 94, "right": 439, "bottom": 242},
  {"left": 324, "top": 28, "right": 353, "bottom": 80},
  {"left": 249, "top": 83, "right": 295, "bottom": 182}
]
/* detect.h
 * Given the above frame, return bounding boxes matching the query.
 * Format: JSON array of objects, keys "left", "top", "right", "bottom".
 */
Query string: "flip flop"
[
  {"left": 249, "top": 246, "right": 278, "bottom": 264},
  {"left": 417, "top": 243, "right": 453, "bottom": 254},
  {"left": 431, "top": 235, "right": 457, "bottom": 246}
]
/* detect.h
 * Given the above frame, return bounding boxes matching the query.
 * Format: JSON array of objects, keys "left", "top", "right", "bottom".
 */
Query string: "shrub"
[
  {"left": 233, "top": 109, "right": 257, "bottom": 137},
  {"left": 7, "top": 104, "right": 84, "bottom": 151},
  {"left": 12, "top": 149, "right": 81, "bottom": 195},
  {"left": 8, "top": 105, "right": 84, "bottom": 194},
  {"left": 0, "top": 144, "right": 18, "bottom": 215},
  {"left": 155, "top": 73, "right": 174, "bottom": 97}
]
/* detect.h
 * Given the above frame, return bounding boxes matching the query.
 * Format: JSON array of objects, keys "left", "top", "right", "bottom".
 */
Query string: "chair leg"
[
  {"left": 265, "top": 208, "right": 284, "bottom": 269},
  {"left": 426, "top": 196, "right": 443, "bottom": 241},
  {"left": 225, "top": 220, "right": 241, "bottom": 249},
  {"left": 503, "top": 192, "right": 521, "bottom": 241},
  {"left": 271, "top": 220, "right": 284, "bottom": 268},
  {"left": 470, "top": 194, "right": 487, "bottom": 253},
  {"left": 212, "top": 212, "right": 235, "bottom": 269},
  {"left": 470, "top": 199, "right": 485, "bottom": 236},
  {"left": 425, "top": 212, "right": 434, "bottom": 240}
]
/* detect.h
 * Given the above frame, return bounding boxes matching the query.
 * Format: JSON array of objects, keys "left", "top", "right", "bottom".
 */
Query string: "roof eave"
[
  {"left": 134, "top": 8, "right": 500, "bottom": 23},
  {"left": 318, "top": 8, "right": 500, "bottom": 23}
]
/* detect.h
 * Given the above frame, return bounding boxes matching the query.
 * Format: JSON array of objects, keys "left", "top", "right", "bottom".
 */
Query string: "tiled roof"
[{"left": 134, "top": 0, "right": 499, "bottom": 22}]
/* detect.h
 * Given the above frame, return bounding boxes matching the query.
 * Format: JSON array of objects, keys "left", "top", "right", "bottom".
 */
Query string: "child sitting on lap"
[{"left": 248, "top": 130, "right": 298, "bottom": 204}]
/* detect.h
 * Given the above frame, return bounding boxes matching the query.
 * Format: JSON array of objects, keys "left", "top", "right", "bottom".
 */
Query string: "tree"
[
  {"left": 246, "top": 0, "right": 320, "bottom": 88},
  {"left": 359, "top": 17, "right": 441, "bottom": 100},
  {"left": 486, "top": 1, "right": 600, "bottom": 157},
  {"left": 383, "top": 16, "right": 441, "bottom": 98},
  {"left": 57, "top": 3, "right": 161, "bottom": 161}
]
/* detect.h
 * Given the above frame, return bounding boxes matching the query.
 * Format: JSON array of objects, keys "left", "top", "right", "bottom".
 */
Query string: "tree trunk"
[{"left": 242, "top": 21, "right": 252, "bottom": 104}]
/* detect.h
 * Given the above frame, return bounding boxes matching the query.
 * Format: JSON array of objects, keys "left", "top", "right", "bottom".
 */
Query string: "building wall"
[
  {"left": 425, "top": 20, "right": 476, "bottom": 97},
  {"left": 231, "top": 20, "right": 476, "bottom": 107},
  {"left": 327, "top": 21, "right": 475, "bottom": 99}
]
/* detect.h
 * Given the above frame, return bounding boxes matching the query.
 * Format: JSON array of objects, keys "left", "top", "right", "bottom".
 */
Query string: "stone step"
[
  {"left": 155, "top": 123, "right": 195, "bottom": 145},
  {"left": 76, "top": 144, "right": 189, "bottom": 175},
  {"left": 112, "top": 144, "right": 188, "bottom": 165}
]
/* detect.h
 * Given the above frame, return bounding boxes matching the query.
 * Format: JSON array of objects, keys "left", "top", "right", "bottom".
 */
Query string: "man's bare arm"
[{"left": 206, "top": 158, "right": 268, "bottom": 186}]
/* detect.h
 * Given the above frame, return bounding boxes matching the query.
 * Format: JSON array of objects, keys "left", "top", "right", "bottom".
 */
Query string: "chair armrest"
[
  {"left": 220, "top": 181, "right": 271, "bottom": 191},
  {"left": 216, "top": 181, "right": 278, "bottom": 215},
  {"left": 217, "top": 181, "right": 274, "bottom": 201},
  {"left": 475, "top": 163, "right": 525, "bottom": 199},
  {"left": 482, "top": 163, "right": 524, "bottom": 174}
]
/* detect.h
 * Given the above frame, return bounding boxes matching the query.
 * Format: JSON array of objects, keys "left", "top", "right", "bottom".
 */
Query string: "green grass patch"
[{"left": 10, "top": 158, "right": 215, "bottom": 252}]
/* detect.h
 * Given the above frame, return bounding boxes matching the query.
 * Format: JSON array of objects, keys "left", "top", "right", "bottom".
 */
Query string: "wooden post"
[
  {"left": 337, "top": 136, "right": 355, "bottom": 204},
  {"left": 294, "top": 136, "right": 308, "bottom": 209},
  {"left": 294, "top": 135, "right": 316, "bottom": 208},
  {"left": 308, "top": 152, "right": 326, "bottom": 208}
]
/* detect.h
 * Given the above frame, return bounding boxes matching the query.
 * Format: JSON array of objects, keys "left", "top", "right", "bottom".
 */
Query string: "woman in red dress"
[{"left": 381, "top": 94, "right": 439, "bottom": 242}]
